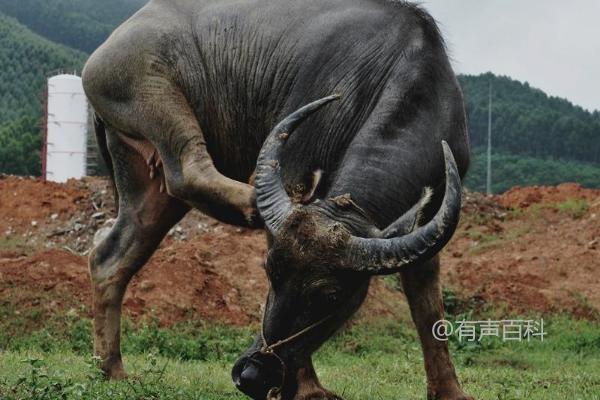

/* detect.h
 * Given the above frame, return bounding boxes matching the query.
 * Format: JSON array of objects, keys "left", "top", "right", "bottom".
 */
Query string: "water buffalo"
[{"left": 82, "top": 0, "right": 471, "bottom": 399}]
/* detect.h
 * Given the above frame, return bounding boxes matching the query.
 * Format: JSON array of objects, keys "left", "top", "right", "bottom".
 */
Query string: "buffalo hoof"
[
  {"left": 428, "top": 388, "right": 474, "bottom": 400},
  {"left": 293, "top": 389, "right": 344, "bottom": 400},
  {"left": 101, "top": 364, "right": 128, "bottom": 381}
]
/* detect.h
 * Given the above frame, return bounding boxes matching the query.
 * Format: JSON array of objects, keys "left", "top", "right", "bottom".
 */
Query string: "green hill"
[
  {"left": 0, "top": 0, "right": 147, "bottom": 175},
  {"left": 460, "top": 73, "right": 600, "bottom": 192},
  {"left": 0, "top": 115, "right": 42, "bottom": 176},
  {"left": 0, "top": 13, "right": 86, "bottom": 125},
  {"left": 460, "top": 73, "right": 600, "bottom": 164},
  {"left": 0, "top": 0, "right": 146, "bottom": 54},
  {"left": 466, "top": 150, "right": 600, "bottom": 193},
  {"left": 0, "top": 12, "right": 86, "bottom": 175}
]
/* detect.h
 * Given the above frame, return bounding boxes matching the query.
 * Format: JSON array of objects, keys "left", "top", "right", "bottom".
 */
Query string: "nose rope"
[
  {"left": 254, "top": 305, "right": 333, "bottom": 400},
  {"left": 260, "top": 312, "right": 333, "bottom": 354}
]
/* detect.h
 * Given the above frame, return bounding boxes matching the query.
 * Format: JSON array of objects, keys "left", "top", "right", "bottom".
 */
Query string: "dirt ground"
[
  {"left": 445, "top": 183, "right": 600, "bottom": 319},
  {"left": 1, "top": 175, "right": 599, "bottom": 327}
]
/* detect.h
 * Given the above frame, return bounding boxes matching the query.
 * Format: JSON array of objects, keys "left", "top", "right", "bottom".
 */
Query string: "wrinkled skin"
[{"left": 82, "top": 0, "right": 471, "bottom": 399}]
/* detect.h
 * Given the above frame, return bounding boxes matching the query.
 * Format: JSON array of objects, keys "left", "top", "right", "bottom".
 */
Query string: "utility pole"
[{"left": 486, "top": 81, "right": 493, "bottom": 195}]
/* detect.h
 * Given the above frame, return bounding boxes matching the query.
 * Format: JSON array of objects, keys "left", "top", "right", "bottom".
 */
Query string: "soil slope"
[{"left": 1, "top": 176, "right": 599, "bottom": 327}]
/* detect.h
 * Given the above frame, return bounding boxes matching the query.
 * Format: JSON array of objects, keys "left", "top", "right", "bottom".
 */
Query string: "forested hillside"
[
  {"left": 0, "top": 1, "right": 598, "bottom": 192},
  {"left": 460, "top": 74, "right": 600, "bottom": 192},
  {"left": 0, "top": 0, "right": 146, "bottom": 53},
  {"left": 466, "top": 150, "right": 600, "bottom": 193},
  {"left": 0, "top": 13, "right": 86, "bottom": 126},
  {"left": 460, "top": 73, "right": 600, "bottom": 164},
  {"left": 0, "top": 13, "right": 86, "bottom": 175},
  {"left": 0, "top": 115, "right": 41, "bottom": 176}
]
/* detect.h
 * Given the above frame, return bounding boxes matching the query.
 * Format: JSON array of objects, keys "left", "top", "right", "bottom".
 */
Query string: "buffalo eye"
[
  {"left": 308, "top": 285, "right": 340, "bottom": 307},
  {"left": 322, "top": 288, "right": 338, "bottom": 303},
  {"left": 304, "top": 278, "right": 341, "bottom": 306}
]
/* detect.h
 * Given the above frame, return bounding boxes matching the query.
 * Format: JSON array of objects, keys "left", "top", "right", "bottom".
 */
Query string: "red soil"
[{"left": 1, "top": 176, "right": 599, "bottom": 328}]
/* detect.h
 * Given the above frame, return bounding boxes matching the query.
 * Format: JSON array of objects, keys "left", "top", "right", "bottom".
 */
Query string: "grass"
[
  {"left": 1, "top": 304, "right": 600, "bottom": 399},
  {"left": 467, "top": 230, "right": 504, "bottom": 254},
  {"left": 464, "top": 197, "right": 588, "bottom": 256},
  {"left": 520, "top": 199, "right": 590, "bottom": 221},
  {"left": 0, "top": 235, "right": 35, "bottom": 253},
  {"left": 554, "top": 199, "right": 590, "bottom": 219}
]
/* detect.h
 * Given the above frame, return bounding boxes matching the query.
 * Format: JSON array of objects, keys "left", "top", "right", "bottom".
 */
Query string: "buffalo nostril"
[
  {"left": 231, "top": 358, "right": 245, "bottom": 388},
  {"left": 232, "top": 353, "right": 285, "bottom": 399},
  {"left": 241, "top": 364, "right": 258, "bottom": 382},
  {"left": 233, "top": 373, "right": 242, "bottom": 388},
  {"left": 234, "top": 362, "right": 269, "bottom": 399}
]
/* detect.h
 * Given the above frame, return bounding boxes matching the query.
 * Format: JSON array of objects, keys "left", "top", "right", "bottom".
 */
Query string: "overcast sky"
[{"left": 421, "top": 0, "right": 600, "bottom": 112}]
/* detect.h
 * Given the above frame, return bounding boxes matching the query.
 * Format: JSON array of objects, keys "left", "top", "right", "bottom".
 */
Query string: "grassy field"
[{"left": 1, "top": 306, "right": 599, "bottom": 400}]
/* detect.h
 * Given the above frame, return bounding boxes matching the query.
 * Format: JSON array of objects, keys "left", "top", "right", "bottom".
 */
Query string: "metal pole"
[{"left": 486, "top": 82, "right": 493, "bottom": 195}]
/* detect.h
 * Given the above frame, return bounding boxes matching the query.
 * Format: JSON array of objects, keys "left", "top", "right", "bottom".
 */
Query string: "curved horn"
[
  {"left": 342, "top": 141, "right": 462, "bottom": 274},
  {"left": 255, "top": 95, "right": 340, "bottom": 234}
]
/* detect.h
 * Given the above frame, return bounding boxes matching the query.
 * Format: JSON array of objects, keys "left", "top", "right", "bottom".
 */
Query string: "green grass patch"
[
  {"left": 554, "top": 199, "right": 590, "bottom": 219},
  {"left": 0, "top": 235, "right": 35, "bottom": 253},
  {"left": 1, "top": 307, "right": 599, "bottom": 399},
  {"left": 467, "top": 230, "right": 504, "bottom": 254},
  {"left": 503, "top": 223, "right": 532, "bottom": 240},
  {"left": 517, "top": 199, "right": 589, "bottom": 221}
]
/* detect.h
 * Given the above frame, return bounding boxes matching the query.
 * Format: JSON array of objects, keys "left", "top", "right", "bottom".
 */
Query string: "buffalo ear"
[
  {"left": 381, "top": 186, "right": 433, "bottom": 238},
  {"left": 301, "top": 169, "right": 323, "bottom": 204}
]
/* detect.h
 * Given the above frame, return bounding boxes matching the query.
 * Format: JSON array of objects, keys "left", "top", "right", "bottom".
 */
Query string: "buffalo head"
[{"left": 233, "top": 96, "right": 462, "bottom": 400}]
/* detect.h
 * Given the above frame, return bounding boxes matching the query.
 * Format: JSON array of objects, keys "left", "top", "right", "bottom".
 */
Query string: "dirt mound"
[
  {"left": 0, "top": 230, "right": 406, "bottom": 326},
  {"left": 0, "top": 176, "right": 406, "bottom": 326},
  {"left": 0, "top": 175, "right": 116, "bottom": 254},
  {"left": 0, "top": 249, "right": 89, "bottom": 317},
  {"left": 443, "top": 186, "right": 600, "bottom": 319},
  {"left": 125, "top": 228, "right": 266, "bottom": 326},
  {"left": 1, "top": 176, "right": 599, "bottom": 328},
  {"left": 0, "top": 176, "right": 87, "bottom": 230},
  {"left": 497, "top": 183, "right": 600, "bottom": 209}
]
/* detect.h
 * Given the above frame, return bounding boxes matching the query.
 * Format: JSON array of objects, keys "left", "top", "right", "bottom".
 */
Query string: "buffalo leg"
[
  {"left": 88, "top": 128, "right": 189, "bottom": 378},
  {"left": 117, "top": 89, "right": 259, "bottom": 227},
  {"left": 294, "top": 358, "right": 342, "bottom": 400},
  {"left": 154, "top": 109, "right": 259, "bottom": 227},
  {"left": 399, "top": 256, "right": 472, "bottom": 400}
]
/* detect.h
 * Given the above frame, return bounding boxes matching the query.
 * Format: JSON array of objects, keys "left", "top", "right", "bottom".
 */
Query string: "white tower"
[{"left": 44, "top": 74, "right": 89, "bottom": 183}]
